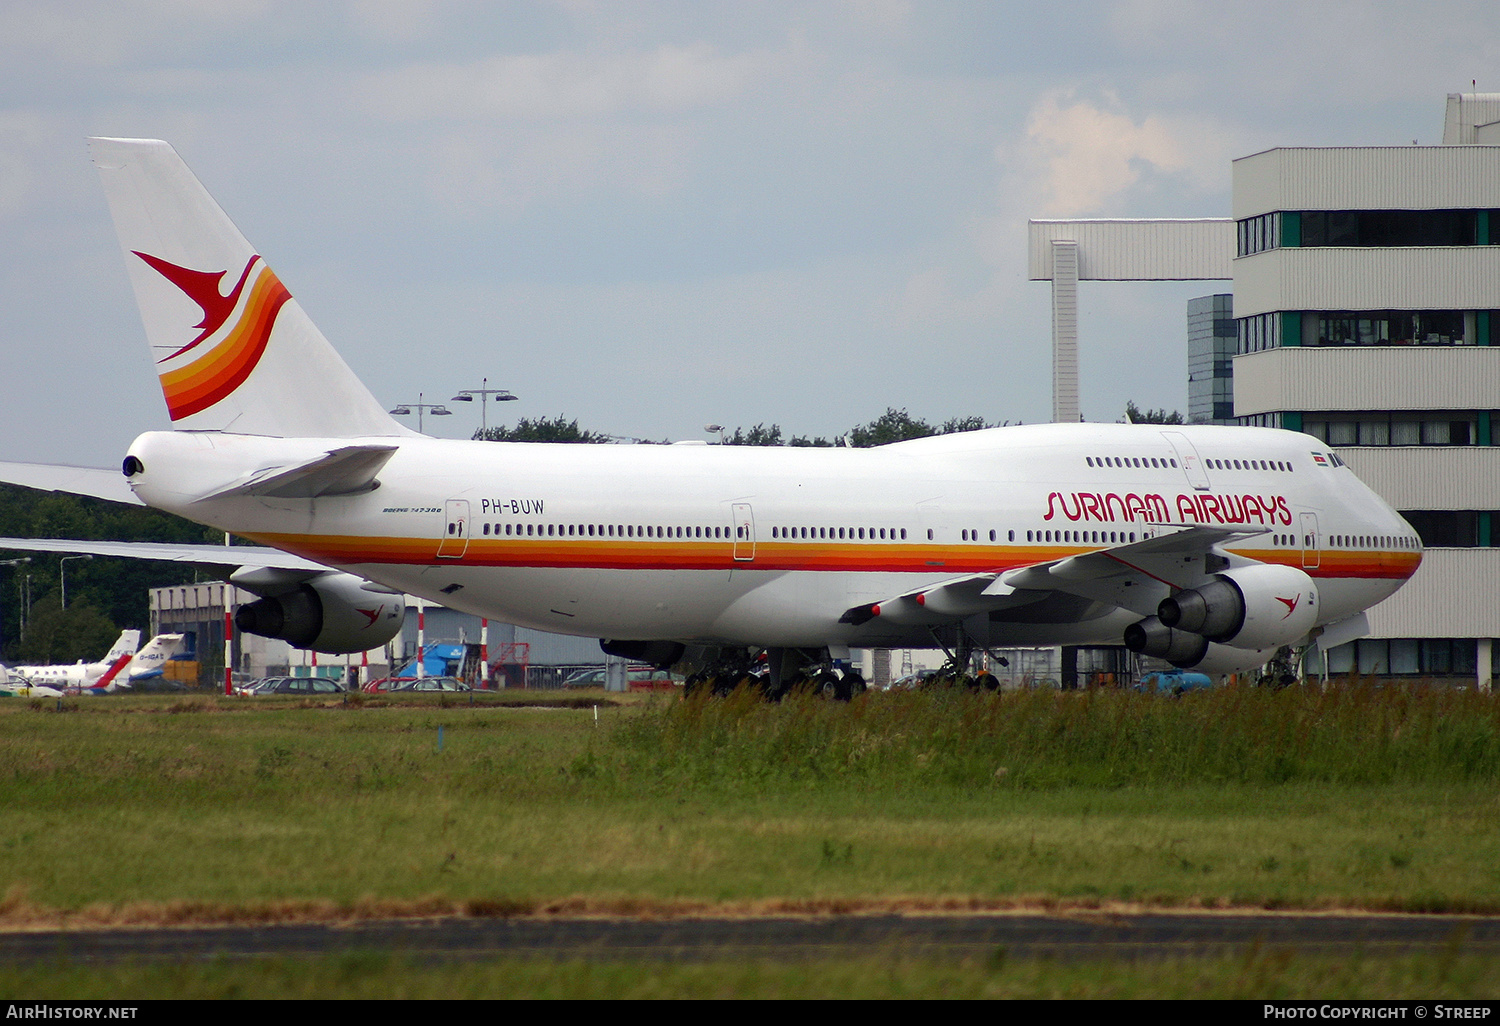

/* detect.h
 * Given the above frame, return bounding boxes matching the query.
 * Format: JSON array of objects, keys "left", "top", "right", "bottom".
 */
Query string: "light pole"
[
  {"left": 451, "top": 378, "right": 518, "bottom": 435},
  {"left": 59, "top": 554, "right": 92, "bottom": 610},
  {"left": 387, "top": 392, "right": 453, "bottom": 434},
  {"left": 704, "top": 423, "right": 727, "bottom": 445},
  {"left": 0, "top": 558, "right": 30, "bottom": 655}
]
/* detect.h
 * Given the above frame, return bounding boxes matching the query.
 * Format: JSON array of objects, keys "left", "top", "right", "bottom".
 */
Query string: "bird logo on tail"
[{"left": 134, "top": 251, "right": 292, "bottom": 420}]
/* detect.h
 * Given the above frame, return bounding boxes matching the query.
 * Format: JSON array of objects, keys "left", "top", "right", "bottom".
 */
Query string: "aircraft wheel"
[
  {"left": 841, "top": 671, "right": 866, "bottom": 697},
  {"left": 828, "top": 672, "right": 854, "bottom": 702}
]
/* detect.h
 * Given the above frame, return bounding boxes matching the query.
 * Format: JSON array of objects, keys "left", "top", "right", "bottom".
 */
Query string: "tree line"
[
  {"left": 474, "top": 403, "right": 1181, "bottom": 447},
  {"left": 474, "top": 408, "right": 1007, "bottom": 448},
  {"left": 0, "top": 484, "right": 223, "bottom": 664}
]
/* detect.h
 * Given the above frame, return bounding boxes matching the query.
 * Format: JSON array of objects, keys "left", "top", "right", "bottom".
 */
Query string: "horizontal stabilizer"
[
  {"left": 194, "top": 445, "right": 398, "bottom": 501},
  {"left": 0, "top": 461, "right": 143, "bottom": 505}
]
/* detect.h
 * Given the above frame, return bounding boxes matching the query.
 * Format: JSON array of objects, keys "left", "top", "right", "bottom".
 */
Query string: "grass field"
[
  {"left": 3, "top": 949, "right": 1499, "bottom": 1000},
  {"left": 2, "top": 683, "right": 1498, "bottom": 996}
]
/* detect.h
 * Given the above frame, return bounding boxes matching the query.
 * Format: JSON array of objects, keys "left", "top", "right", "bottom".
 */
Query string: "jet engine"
[
  {"left": 1125, "top": 564, "right": 1318, "bottom": 673},
  {"left": 1123, "top": 616, "right": 1280, "bottom": 673},
  {"left": 1123, "top": 616, "right": 1208, "bottom": 667},
  {"left": 235, "top": 572, "right": 405, "bottom": 654},
  {"left": 1157, "top": 564, "right": 1318, "bottom": 651}
]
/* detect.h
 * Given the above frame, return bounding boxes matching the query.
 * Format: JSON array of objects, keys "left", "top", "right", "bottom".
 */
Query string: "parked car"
[
  {"left": 627, "top": 667, "right": 683, "bottom": 691},
  {"left": 561, "top": 667, "right": 683, "bottom": 690},
  {"left": 237, "top": 676, "right": 346, "bottom": 696},
  {"left": 388, "top": 676, "right": 471, "bottom": 693},
  {"left": 561, "top": 668, "right": 607, "bottom": 688},
  {"left": 233, "top": 675, "right": 290, "bottom": 696}
]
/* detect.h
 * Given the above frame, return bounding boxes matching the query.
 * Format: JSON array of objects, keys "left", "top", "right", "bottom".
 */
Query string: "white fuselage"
[
  {"left": 10, "top": 659, "right": 118, "bottom": 688},
  {"left": 125, "top": 422, "right": 1420, "bottom": 651}
]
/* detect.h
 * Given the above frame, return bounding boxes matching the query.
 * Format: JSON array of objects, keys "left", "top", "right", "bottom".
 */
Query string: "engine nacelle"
[
  {"left": 1124, "top": 617, "right": 1278, "bottom": 674},
  {"left": 1189, "top": 641, "right": 1281, "bottom": 675},
  {"left": 235, "top": 572, "right": 405, "bottom": 654},
  {"left": 1123, "top": 616, "right": 1208, "bottom": 666},
  {"left": 1157, "top": 564, "right": 1318, "bottom": 651}
]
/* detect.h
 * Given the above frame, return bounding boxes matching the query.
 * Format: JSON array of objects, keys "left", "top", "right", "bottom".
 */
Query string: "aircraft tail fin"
[
  {"left": 102, "top": 630, "right": 141, "bottom": 663},
  {"left": 125, "top": 633, "right": 186, "bottom": 682},
  {"left": 89, "top": 652, "right": 136, "bottom": 692},
  {"left": 88, "top": 138, "right": 409, "bottom": 439}
]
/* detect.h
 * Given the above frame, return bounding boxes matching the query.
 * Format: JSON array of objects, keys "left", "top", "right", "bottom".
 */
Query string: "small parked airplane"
[
  {"left": 0, "top": 139, "right": 1422, "bottom": 689},
  {"left": 3, "top": 629, "right": 139, "bottom": 690},
  {"left": 112, "top": 632, "right": 186, "bottom": 686},
  {"left": 74, "top": 632, "right": 187, "bottom": 695}
]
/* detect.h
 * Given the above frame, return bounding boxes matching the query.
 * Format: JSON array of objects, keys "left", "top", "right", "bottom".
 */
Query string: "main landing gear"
[
  {"left": 1255, "top": 644, "right": 1305, "bottom": 689},
  {"left": 920, "top": 627, "right": 1007, "bottom": 691},
  {"left": 682, "top": 647, "right": 868, "bottom": 702}
]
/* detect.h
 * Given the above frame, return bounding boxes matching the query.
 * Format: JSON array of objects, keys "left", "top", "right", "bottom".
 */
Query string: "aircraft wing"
[
  {"left": 0, "top": 461, "right": 143, "bottom": 505},
  {"left": 841, "top": 525, "right": 1270, "bottom": 626},
  {"left": 0, "top": 536, "right": 324, "bottom": 571}
]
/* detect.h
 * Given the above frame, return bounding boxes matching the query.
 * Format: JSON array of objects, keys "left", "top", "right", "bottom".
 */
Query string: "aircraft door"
[
  {"left": 1299, "top": 512, "right": 1321, "bottom": 569},
  {"left": 1161, "top": 431, "right": 1211, "bottom": 491},
  {"left": 437, "top": 499, "right": 471, "bottom": 559},
  {"left": 731, "top": 503, "right": 756, "bottom": 561}
]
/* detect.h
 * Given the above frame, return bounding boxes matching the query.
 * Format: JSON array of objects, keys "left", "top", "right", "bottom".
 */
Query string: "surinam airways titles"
[{"left": 1044, "top": 491, "right": 1294, "bottom": 526}]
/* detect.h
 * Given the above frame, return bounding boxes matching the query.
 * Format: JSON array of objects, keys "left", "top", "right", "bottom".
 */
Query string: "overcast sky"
[{"left": 2, "top": 0, "right": 1496, "bottom": 464}]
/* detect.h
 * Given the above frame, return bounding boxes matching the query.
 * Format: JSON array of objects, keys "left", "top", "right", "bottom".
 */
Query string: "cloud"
[
  {"left": 835, "top": 0, "right": 913, "bottom": 32},
  {"left": 1021, "top": 90, "right": 1193, "bottom": 215},
  {"left": 426, "top": 122, "right": 691, "bottom": 214},
  {"left": 347, "top": 0, "right": 441, "bottom": 42},
  {"left": 354, "top": 42, "right": 779, "bottom": 122},
  {"left": 0, "top": 111, "right": 49, "bottom": 223},
  {"left": 0, "top": 1, "right": 274, "bottom": 67}
]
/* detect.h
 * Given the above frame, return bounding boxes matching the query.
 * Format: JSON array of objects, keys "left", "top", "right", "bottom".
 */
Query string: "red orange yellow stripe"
[
  {"left": 241, "top": 532, "right": 1421, "bottom": 581},
  {"left": 157, "top": 263, "right": 290, "bottom": 420}
]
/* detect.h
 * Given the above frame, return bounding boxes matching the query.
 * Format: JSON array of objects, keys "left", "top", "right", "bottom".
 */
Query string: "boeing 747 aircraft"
[{"left": 0, "top": 139, "right": 1422, "bottom": 690}]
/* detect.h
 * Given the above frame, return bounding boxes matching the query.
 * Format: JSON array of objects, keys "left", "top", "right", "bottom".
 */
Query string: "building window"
[
  {"left": 1300, "top": 209, "right": 1484, "bottom": 248},
  {"left": 1236, "top": 212, "right": 1280, "bottom": 256},
  {"left": 1400, "top": 510, "right": 1495, "bottom": 547},
  {"left": 1317, "top": 310, "right": 1471, "bottom": 347},
  {"left": 1319, "top": 638, "right": 1478, "bottom": 677},
  {"left": 1236, "top": 313, "right": 1281, "bottom": 354},
  {"left": 1303, "top": 414, "right": 1479, "bottom": 447}
]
